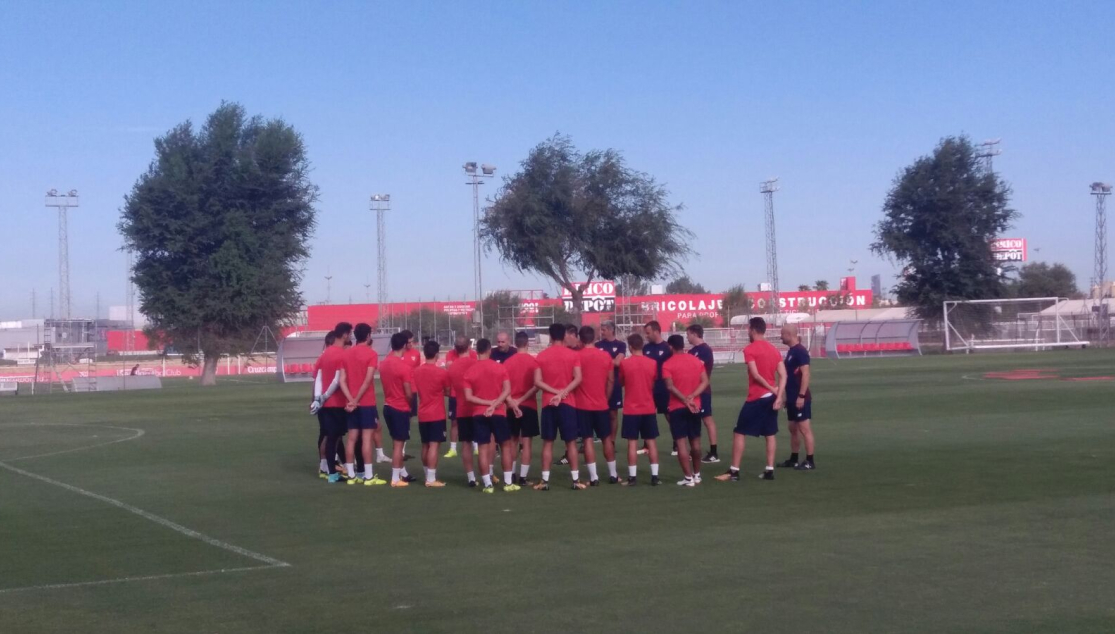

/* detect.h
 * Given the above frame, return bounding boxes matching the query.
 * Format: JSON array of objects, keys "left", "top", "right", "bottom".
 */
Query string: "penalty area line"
[{"left": 0, "top": 565, "right": 282, "bottom": 595}]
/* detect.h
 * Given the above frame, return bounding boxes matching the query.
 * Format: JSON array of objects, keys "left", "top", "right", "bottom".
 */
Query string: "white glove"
[{"left": 309, "top": 398, "right": 322, "bottom": 415}]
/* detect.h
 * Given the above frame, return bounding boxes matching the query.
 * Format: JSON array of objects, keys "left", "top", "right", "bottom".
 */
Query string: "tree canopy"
[
  {"left": 1007, "top": 262, "right": 1080, "bottom": 299},
  {"left": 666, "top": 274, "right": 708, "bottom": 294},
  {"left": 718, "top": 284, "right": 751, "bottom": 324},
  {"left": 481, "top": 134, "right": 693, "bottom": 312},
  {"left": 872, "top": 136, "right": 1016, "bottom": 321},
  {"left": 118, "top": 102, "right": 318, "bottom": 385}
]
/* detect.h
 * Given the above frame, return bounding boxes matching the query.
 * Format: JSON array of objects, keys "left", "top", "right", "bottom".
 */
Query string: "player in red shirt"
[
  {"left": 463, "top": 338, "right": 517, "bottom": 493},
  {"left": 380, "top": 332, "right": 417, "bottom": 487},
  {"left": 412, "top": 339, "right": 452, "bottom": 487},
  {"left": 717, "top": 317, "right": 787, "bottom": 482},
  {"left": 314, "top": 328, "right": 350, "bottom": 483},
  {"left": 443, "top": 336, "right": 476, "bottom": 459},
  {"left": 503, "top": 331, "right": 540, "bottom": 486},
  {"left": 446, "top": 338, "right": 480, "bottom": 486},
  {"left": 337, "top": 323, "right": 385, "bottom": 485},
  {"left": 534, "top": 323, "right": 585, "bottom": 490},
  {"left": 575, "top": 326, "right": 616, "bottom": 485},
  {"left": 662, "top": 334, "right": 710, "bottom": 487},
  {"left": 310, "top": 331, "right": 344, "bottom": 479},
  {"left": 618, "top": 333, "right": 662, "bottom": 486}
]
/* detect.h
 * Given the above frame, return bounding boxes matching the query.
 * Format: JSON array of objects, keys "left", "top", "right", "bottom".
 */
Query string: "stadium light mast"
[
  {"left": 325, "top": 270, "right": 333, "bottom": 305},
  {"left": 371, "top": 194, "right": 391, "bottom": 323},
  {"left": 1092, "top": 182, "right": 1112, "bottom": 343},
  {"left": 45, "top": 189, "right": 78, "bottom": 319},
  {"left": 760, "top": 178, "right": 780, "bottom": 321},
  {"left": 975, "top": 139, "right": 1002, "bottom": 175},
  {"left": 464, "top": 162, "right": 495, "bottom": 335}
]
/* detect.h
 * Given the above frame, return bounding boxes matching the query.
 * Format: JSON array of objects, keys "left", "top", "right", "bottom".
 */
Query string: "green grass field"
[{"left": 2, "top": 350, "right": 1115, "bottom": 633}]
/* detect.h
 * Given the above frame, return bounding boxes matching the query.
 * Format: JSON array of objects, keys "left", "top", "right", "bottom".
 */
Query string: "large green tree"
[
  {"left": 481, "top": 134, "right": 693, "bottom": 314},
  {"left": 872, "top": 136, "right": 1016, "bottom": 321},
  {"left": 119, "top": 103, "right": 318, "bottom": 385},
  {"left": 666, "top": 274, "right": 708, "bottom": 294},
  {"left": 1007, "top": 261, "right": 1080, "bottom": 299},
  {"left": 718, "top": 284, "right": 751, "bottom": 325}
]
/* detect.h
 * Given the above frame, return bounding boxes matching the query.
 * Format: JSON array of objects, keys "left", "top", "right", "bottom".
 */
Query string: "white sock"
[
  {"left": 571, "top": 469, "right": 579, "bottom": 481},
  {"left": 345, "top": 463, "right": 355, "bottom": 478},
  {"left": 427, "top": 469, "right": 436, "bottom": 483},
  {"left": 607, "top": 461, "right": 617, "bottom": 478},
  {"left": 520, "top": 464, "right": 530, "bottom": 478},
  {"left": 400, "top": 466, "right": 409, "bottom": 478},
  {"left": 628, "top": 465, "right": 637, "bottom": 477},
  {"left": 391, "top": 467, "right": 401, "bottom": 483},
  {"left": 450, "top": 442, "right": 457, "bottom": 451},
  {"left": 503, "top": 470, "right": 512, "bottom": 484},
  {"left": 766, "top": 465, "right": 774, "bottom": 471},
  {"left": 488, "top": 465, "right": 494, "bottom": 477},
  {"left": 319, "top": 458, "right": 328, "bottom": 472},
  {"left": 651, "top": 463, "right": 659, "bottom": 476},
  {"left": 467, "top": 471, "right": 476, "bottom": 482},
  {"left": 376, "top": 448, "right": 387, "bottom": 461},
  {"left": 364, "top": 464, "right": 373, "bottom": 479},
  {"left": 586, "top": 464, "right": 598, "bottom": 481},
  {"left": 542, "top": 470, "right": 550, "bottom": 482},
  {"left": 482, "top": 474, "right": 492, "bottom": 487}
]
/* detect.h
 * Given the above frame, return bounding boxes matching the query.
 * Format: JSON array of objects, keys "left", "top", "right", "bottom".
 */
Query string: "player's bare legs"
[
  {"left": 674, "top": 437, "right": 694, "bottom": 480},
  {"left": 689, "top": 436, "right": 703, "bottom": 481},
  {"left": 517, "top": 435, "right": 533, "bottom": 484}
]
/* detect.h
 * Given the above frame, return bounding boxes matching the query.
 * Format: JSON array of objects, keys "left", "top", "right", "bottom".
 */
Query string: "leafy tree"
[
  {"left": 1007, "top": 262, "right": 1081, "bottom": 299},
  {"left": 814, "top": 280, "right": 829, "bottom": 291},
  {"left": 665, "top": 274, "right": 708, "bottom": 295},
  {"left": 481, "top": 290, "right": 521, "bottom": 334},
  {"left": 872, "top": 135, "right": 1016, "bottom": 321},
  {"left": 718, "top": 284, "right": 752, "bottom": 325},
  {"left": 616, "top": 275, "right": 651, "bottom": 297},
  {"left": 687, "top": 315, "right": 716, "bottom": 330},
  {"left": 119, "top": 103, "right": 317, "bottom": 385},
  {"left": 797, "top": 284, "right": 811, "bottom": 292},
  {"left": 482, "top": 134, "right": 693, "bottom": 315}
]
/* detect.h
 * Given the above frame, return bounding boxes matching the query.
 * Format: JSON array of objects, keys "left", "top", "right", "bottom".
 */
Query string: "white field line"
[
  {"left": 0, "top": 422, "right": 291, "bottom": 593},
  {"left": 1, "top": 423, "right": 146, "bottom": 462},
  {"left": 0, "top": 565, "right": 278, "bottom": 595}
]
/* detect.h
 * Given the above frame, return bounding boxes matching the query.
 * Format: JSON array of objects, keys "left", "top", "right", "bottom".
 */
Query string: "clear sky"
[{"left": 1, "top": 0, "right": 1112, "bottom": 320}]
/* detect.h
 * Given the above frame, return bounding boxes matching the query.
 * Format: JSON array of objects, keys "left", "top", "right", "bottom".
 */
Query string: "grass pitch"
[{"left": 2, "top": 350, "right": 1114, "bottom": 633}]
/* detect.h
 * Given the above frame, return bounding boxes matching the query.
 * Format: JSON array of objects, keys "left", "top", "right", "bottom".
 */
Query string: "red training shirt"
[
  {"left": 575, "top": 346, "right": 613, "bottom": 412},
  {"left": 743, "top": 339, "right": 782, "bottom": 402},
  {"left": 462, "top": 359, "right": 510, "bottom": 417},
  {"left": 412, "top": 363, "right": 451, "bottom": 422},
  {"left": 445, "top": 348, "right": 478, "bottom": 364},
  {"left": 503, "top": 351, "right": 540, "bottom": 410},
  {"left": 662, "top": 353, "right": 706, "bottom": 412},
  {"left": 342, "top": 344, "right": 379, "bottom": 407},
  {"left": 619, "top": 355, "right": 657, "bottom": 415},
  {"left": 379, "top": 355, "right": 414, "bottom": 412},
  {"left": 402, "top": 348, "right": 421, "bottom": 369},
  {"left": 317, "top": 345, "right": 348, "bottom": 408},
  {"left": 535, "top": 345, "right": 582, "bottom": 408},
  {"left": 446, "top": 356, "right": 477, "bottom": 401}
]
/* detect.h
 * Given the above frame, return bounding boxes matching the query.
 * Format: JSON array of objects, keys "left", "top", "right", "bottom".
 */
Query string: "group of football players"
[{"left": 308, "top": 317, "right": 816, "bottom": 493}]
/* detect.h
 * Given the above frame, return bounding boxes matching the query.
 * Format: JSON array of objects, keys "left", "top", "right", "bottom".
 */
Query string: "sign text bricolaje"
[{"left": 562, "top": 281, "right": 616, "bottom": 313}]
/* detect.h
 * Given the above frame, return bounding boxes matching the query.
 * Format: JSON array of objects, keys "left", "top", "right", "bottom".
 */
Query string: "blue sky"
[{"left": 1, "top": 0, "right": 1111, "bottom": 320}]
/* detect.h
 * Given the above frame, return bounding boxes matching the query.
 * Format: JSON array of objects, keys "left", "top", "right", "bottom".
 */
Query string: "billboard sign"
[
  {"left": 562, "top": 281, "right": 616, "bottom": 313},
  {"left": 991, "top": 238, "right": 1027, "bottom": 262}
]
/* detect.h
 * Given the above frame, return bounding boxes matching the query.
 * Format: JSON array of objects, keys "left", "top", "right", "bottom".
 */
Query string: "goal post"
[{"left": 943, "top": 297, "right": 1089, "bottom": 352}]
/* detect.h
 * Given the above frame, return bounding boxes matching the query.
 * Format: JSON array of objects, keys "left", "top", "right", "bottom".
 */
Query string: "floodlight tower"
[
  {"left": 45, "top": 189, "right": 79, "bottom": 319},
  {"left": 370, "top": 194, "right": 391, "bottom": 320},
  {"left": 975, "top": 139, "right": 1002, "bottom": 175},
  {"left": 760, "top": 178, "right": 781, "bottom": 320},
  {"left": 464, "top": 162, "right": 496, "bottom": 333},
  {"left": 1092, "top": 182, "right": 1112, "bottom": 343},
  {"left": 325, "top": 271, "right": 333, "bottom": 305}
]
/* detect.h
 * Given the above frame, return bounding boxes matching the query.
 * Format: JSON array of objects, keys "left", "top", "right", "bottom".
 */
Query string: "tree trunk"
[{"left": 200, "top": 354, "right": 219, "bottom": 386}]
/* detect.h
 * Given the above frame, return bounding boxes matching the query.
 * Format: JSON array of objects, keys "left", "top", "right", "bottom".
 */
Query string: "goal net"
[{"left": 943, "top": 297, "right": 1089, "bottom": 352}]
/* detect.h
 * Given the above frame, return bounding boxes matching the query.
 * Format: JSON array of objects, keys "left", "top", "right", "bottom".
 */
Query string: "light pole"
[
  {"left": 371, "top": 194, "right": 391, "bottom": 327},
  {"left": 45, "top": 189, "right": 78, "bottom": 320},
  {"left": 848, "top": 259, "right": 859, "bottom": 320},
  {"left": 464, "top": 162, "right": 495, "bottom": 335},
  {"left": 760, "top": 178, "right": 780, "bottom": 321}
]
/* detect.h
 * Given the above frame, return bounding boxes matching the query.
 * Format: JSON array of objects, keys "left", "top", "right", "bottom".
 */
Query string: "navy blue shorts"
[
  {"left": 653, "top": 381, "right": 669, "bottom": 415},
  {"left": 609, "top": 382, "right": 623, "bottom": 410},
  {"left": 410, "top": 393, "right": 419, "bottom": 417},
  {"left": 382, "top": 405, "right": 411, "bottom": 441},
  {"left": 321, "top": 407, "right": 347, "bottom": 437},
  {"left": 736, "top": 396, "right": 779, "bottom": 437},
  {"left": 473, "top": 415, "right": 510, "bottom": 445},
  {"left": 787, "top": 397, "right": 812, "bottom": 423},
  {"left": 621, "top": 413, "right": 660, "bottom": 440},
  {"left": 457, "top": 416, "right": 475, "bottom": 443},
  {"left": 419, "top": 420, "right": 447, "bottom": 444},
  {"left": 447, "top": 396, "right": 457, "bottom": 420},
  {"left": 699, "top": 392, "right": 712, "bottom": 417},
  {"left": 541, "top": 404, "right": 579, "bottom": 442},
  {"left": 510, "top": 407, "right": 540, "bottom": 438},
  {"left": 668, "top": 408, "right": 702, "bottom": 441},
  {"left": 347, "top": 405, "right": 379, "bottom": 430},
  {"left": 577, "top": 409, "right": 612, "bottom": 440}
]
